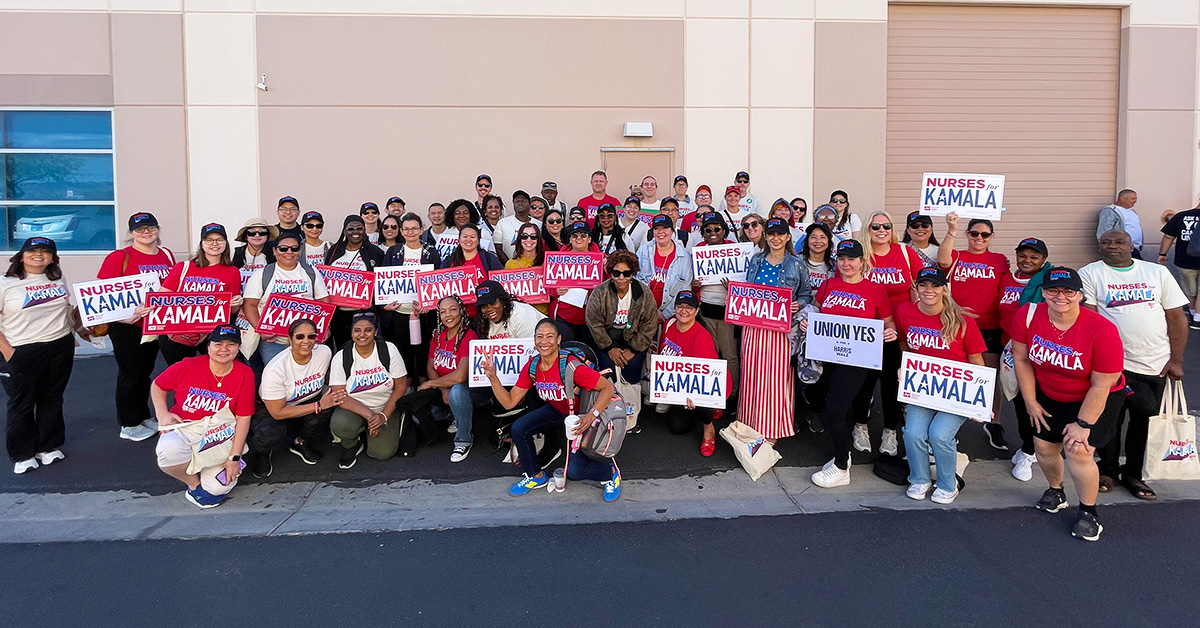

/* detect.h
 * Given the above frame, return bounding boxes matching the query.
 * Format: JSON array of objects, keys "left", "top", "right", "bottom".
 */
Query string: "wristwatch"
[
  {"left": 1075, "top": 419, "right": 1095, "bottom": 429},
  {"left": 227, "top": 454, "right": 242, "bottom": 462},
  {"left": 590, "top": 409, "right": 601, "bottom": 419}
]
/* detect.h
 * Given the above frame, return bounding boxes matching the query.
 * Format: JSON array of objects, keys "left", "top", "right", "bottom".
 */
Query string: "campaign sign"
[
  {"left": 73, "top": 273, "right": 161, "bottom": 326},
  {"left": 919, "top": 172, "right": 1005, "bottom": 220},
  {"left": 490, "top": 266, "right": 549, "bottom": 304},
  {"left": 648, "top": 355, "right": 729, "bottom": 410},
  {"left": 256, "top": 294, "right": 336, "bottom": 342},
  {"left": 691, "top": 243, "right": 757, "bottom": 285},
  {"left": 374, "top": 264, "right": 434, "bottom": 305},
  {"left": 315, "top": 265, "right": 374, "bottom": 309},
  {"left": 898, "top": 352, "right": 995, "bottom": 422},
  {"left": 804, "top": 312, "right": 884, "bottom": 369},
  {"left": 468, "top": 338, "right": 537, "bottom": 387},
  {"left": 724, "top": 281, "right": 792, "bottom": 333},
  {"left": 544, "top": 251, "right": 603, "bottom": 289},
  {"left": 435, "top": 231, "right": 459, "bottom": 260},
  {"left": 416, "top": 266, "right": 481, "bottom": 309},
  {"left": 142, "top": 292, "right": 232, "bottom": 335}
]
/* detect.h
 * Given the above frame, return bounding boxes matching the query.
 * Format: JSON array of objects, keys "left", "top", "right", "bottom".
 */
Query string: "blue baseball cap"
[
  {"left": 836, "top": 239, "right": 864, "bottom": 258},
  {"left": 652, "top": 214, "right": 674, "bottom": 230},
  {"left": 208, "top": 324, "right": 241, "bottom": 345},
  {"left": 200, "top": 223, "right": 227, "bottom": 239},
  {"left": 18, "top": 236, "right": 57, "bottom": 255}
]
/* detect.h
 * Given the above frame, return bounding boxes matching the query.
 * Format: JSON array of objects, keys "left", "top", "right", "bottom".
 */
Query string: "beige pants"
[{"left": 701, "top": 316, "right": 740, "bottom": 397}]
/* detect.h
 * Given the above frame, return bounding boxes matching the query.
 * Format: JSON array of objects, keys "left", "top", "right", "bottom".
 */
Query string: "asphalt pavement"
[{"left": 3, "top": 501, "right": 1196, "bottom": 628}]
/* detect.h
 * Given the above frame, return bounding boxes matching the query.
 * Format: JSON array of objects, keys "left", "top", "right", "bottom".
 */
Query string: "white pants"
[{"left": 155, "top": 431, "right": 237, "bottom": 496}]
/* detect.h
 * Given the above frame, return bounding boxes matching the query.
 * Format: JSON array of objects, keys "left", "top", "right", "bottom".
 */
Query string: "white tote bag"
[
  {"left": 615, "top": 370, "right": 641, "bottom": 433},
  {"left": 1143, "top": 380, "right": 1200, "bottom": 481},
  {"left": 719, "top": 420, "right": 782, "bottom": 481}
]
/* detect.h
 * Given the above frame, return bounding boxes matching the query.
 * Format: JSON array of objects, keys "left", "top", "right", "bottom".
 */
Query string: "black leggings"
[
  {"left": 666, "top": 407, "right": 718, "bottom": 435},
  {"left": 821, "top": 363, "right": 872, "bottom": 470},
  {"left": 383, "top": 310, "right": 434, "bottom": 384},
  {"left": 108, "top": 321, "right": 158, "bottom": 428},
  {"left": 853, "top": 340, "right": 903, "bottom": 430},
  {"left": 4, "top": 334, "right": 74, "bottom": 461}
]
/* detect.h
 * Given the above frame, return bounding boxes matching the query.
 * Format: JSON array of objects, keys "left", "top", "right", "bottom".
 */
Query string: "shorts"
[
  {"left": 979, "top": 328, "right": 1003, "bottom": 354},
  {"left": 1177, "top": 268, "right": 1199, "bottom": 301},
  {"left": 1032, "top": 387, "right": 1125, "bottom": 449},
  {"left": 155, "top": 431, "right": 238, "bottom": 496}
]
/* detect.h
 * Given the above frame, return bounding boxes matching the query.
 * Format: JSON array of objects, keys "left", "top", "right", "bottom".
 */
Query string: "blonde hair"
[
  {"left": 839, "top": 240, "right": 872, "bottom": 278},
  {"left": 911, "top": 282, "right": 968, "bottom": 345},
  {"left": 863, "top": 210, "right": 899, "bottom": 246}
]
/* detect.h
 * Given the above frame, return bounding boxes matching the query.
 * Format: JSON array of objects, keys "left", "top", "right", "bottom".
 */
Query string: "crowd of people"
[{"left": 0, "top": 171, "right": 1195, "bottom": 541}]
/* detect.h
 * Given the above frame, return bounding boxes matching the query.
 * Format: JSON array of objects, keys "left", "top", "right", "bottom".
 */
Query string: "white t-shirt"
[
  {"left": 719, "top": 193, "right": 762, "bottom": 216},
  {"left": 832, "top": 214, "right": 862, "bottom": 242},
  {"left": 620, "top": 220, "right": 650, "bottom": 252},
  {"left": 1080, "top": 259, "right": 1189, "bottom": 375},
  {"left": 260, "top": 344, "right": 333, "bottom": 406},
  {"left": 244, "top": 263, "right": 329, "bottom": 301},
  {"left": 328, "top": 249, "right": 368, "bottom": 270},
  {"left": 432, "top": 227, "right": 459, "bottom": 261},
  {"left": 304, "top": 242, "right": 329, "bottom": 268},
  {"left": 613, "top": 289, "right": 633, "bottom": 328},
  {"left": 0, "top": 274, "right": 73, "bottom": 346},
  {"left": 330, "top": 341, "right": 408, "bottom": 412},
  {"left": 240, "top": 251, "right": 269, "bottom": 292},
  {"left": 485, "top": 301, "right": 542, "bottom": 339},
  {"left": 495, "top": 215, "right": 542, "bottom": 259},
  {"left": 366, "top": 231, "right": 380, "bottom": 245},
  {"left": 641, "top": 199, "right": 662, "bottom": 212}
]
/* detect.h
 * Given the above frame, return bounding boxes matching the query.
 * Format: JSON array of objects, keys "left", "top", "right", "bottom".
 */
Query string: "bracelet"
[
  {"left": 314, "top": 402, "right": 320, "bottom": 414},
  {"left": 1159, "top": 251, "right": 1169, "bottom": 257}
]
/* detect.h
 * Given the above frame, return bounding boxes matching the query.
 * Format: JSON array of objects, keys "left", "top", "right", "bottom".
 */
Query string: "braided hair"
[{"left": 433, "top": 294, "right": 473, "bottom": 355}]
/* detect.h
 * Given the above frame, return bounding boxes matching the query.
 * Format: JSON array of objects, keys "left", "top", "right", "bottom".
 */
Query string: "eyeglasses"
[
  {"left": 547, "top": 219, "right": 563, "bottom": 225},
  {"left": 276, "top": 245, "right": 301, "bottom": 252},
  {"left": 968, "top": 231, "right": 993, "bottom": 239},
  {"left": 1043, "top": 287, "right": 1078, "bottom": 297},
  {"left": 742, "top": 221, "right": 762, "bottom": 229},
  {"left": 401, "top": 226, "right": 421, "bottom": 232},
  {"left": 519, "top": 234, "right": 539, "bottom": 241},
  {"left": 133, "top": 226, "right": 158, "bottom": 233},
  {"left": 292, "top": 333, "right": 318, "bottom": 341},
  {"left": 246, "top": 230, "right": 269, "bottom": 237},
  {"left": 361, "top": 209, "right": 379, "bottom": 215},
  {"left": 703, "top": 226, "right": 725, "bottom": 235},
  {"left": 869, "top": 223, "right": 893, "bottom": 231},
  {"left": 303, "top": 223, "right": 323, "bottom": 229},
  {"left": 570, "top": 232, "right": 590, "bottom": 239},
  {"left": 610, "top": 269, "right": 635, "bottom": 277},
  {"left": 830, "top": 199, "right": 847, "bottom": 205},
  {"left": 202, "top": 238, "right": 225, "bottom": 245}
]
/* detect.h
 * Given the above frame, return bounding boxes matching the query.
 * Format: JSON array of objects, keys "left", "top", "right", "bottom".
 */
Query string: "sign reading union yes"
[
  {"left": 73, "top": 273, "right": 161, "bottom": 326},
  {"left": 468, "top": 338, "right": 536, "bottom": 387},
  {"left": 919, "top": 172, "right": 1005, "bottom": 221},
  {"left": 804, "top": 312, "right": 884, "bottom": 370},
  {"left": 898, "top": 352, "right": 995, "bottom": 422}
]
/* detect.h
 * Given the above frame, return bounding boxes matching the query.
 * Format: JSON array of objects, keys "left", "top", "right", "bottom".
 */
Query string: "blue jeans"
[
  {"left": 258, "top": 341, "right": 287, "bottom": 365},
  {"left": 903, "top": 405, "right": 967, "bottom": 492},
  {"left": 511, "top": 403, "right": 614, "bottom": 482},
  {"left": 596, "top": 342, "right": 646, "bottom": 386},
  {"left": 448, "top": 383, "right": 475, "bottom": 446}
]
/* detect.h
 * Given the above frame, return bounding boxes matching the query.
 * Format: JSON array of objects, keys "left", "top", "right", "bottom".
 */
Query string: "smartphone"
[{"left": 215, "top": 459, "right": 247, "bottom": 486}]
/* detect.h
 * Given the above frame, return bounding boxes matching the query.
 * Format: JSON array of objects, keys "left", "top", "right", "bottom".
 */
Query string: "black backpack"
[{"left": 340, "top": 337, "right": 391, "bottom": 377}]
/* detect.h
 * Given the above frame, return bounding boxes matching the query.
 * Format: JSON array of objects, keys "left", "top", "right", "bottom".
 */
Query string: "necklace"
[{"left": 211, "top": 365, "right": 233, "bottom": 387}]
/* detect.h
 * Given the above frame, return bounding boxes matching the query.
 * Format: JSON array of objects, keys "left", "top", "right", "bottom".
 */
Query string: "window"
[{"left": 1, "top": 110, "right": 116, "bottom": 252}]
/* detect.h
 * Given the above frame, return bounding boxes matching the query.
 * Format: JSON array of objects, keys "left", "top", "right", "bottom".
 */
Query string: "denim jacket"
[
  {"left": 635, "top": 240, "right": 694, "bottom": 317},
  {"left": 745, "top": 251, "right": 813, "bottom": 307}
]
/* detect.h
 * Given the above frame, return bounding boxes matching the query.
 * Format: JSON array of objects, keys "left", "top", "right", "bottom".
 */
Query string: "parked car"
[{"left": 11, "top": 206, "right": 116, "bottom": 251}]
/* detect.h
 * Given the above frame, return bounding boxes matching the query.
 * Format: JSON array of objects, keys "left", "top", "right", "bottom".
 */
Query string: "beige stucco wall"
[{"left": 0, "top": 0, "right": 1197, "bottom": 281}]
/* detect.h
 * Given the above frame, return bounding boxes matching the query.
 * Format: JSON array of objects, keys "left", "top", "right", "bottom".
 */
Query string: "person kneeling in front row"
[
  {"left": 329, "top": 312, "right": 409, "bottom": 469},
  {"left": 483, "top": 319, "right": 622, "bottom": 502}
]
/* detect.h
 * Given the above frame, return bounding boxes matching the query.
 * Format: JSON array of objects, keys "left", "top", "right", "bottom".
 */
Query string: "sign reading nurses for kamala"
[
  {"left": 142, "top": 292, "right": 233, "bottom": 335},
  {"left": 256, "top": 294, "right": 336, "bottom": 342},
  {"left": 691, "top": 243, "right": 757, "bottom": 285},
  {"left": 416, "top": 265, "right": 482, "bottom": 309},
  {"left": 919, "top": 172, "right": 1005, "bottom": 220},
  {"left": 804, "top": 312, "right": 884, "bottom": 370},
  {"left": 73, "top": 272, "right": 161, "bottom": 326},
  {"left": 898, "top": 352, "right": 995, "bottom": 422},
  {"left": 724, "top": 281, "right": 792, "bottom": 333},
  {"left": 648, "top": 355, "right": 729, "bottom": 410},
  {"left": 467, "top": 338, "right": 537, "bottom": 387},
  {"left": 315, "top": 265, "right": 374, "bottom": 309},
  {"left": 489, "top": 267, "right": 550, "bottom": 304},
  {"left": 543, "top": 251, "right": 603, "bottom": 289},
  {"left": 374, "top": 264, "right": 434, "bottom": 305}
]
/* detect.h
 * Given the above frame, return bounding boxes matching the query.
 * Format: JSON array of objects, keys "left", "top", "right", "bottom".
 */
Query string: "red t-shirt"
[
  {"left": 162, "top": 262, "right": 243, "bottom": 295},
  {"left": 815, "top": 276, "right": 893, "bottom": 320},
  {"left": 945, "top": 250, "right": 1010, "bottom": 330},
  {"left": 659, "top": 318, "right": 731, "bottom": 390},
  {"left": 515, "top": 355, "right": 603, "bottom": 416},
  {"left": 576, "top": 194, "right": 622, "bottom": 223},
  {"left": 650, "top": 246, "right": 676, "bottom": 307},
  {"left": 97, "top": 246, "right": 175, "bottom": 281},
  {"left": 894, "top": 302, "right": 987, "bottom": 362},
  {"left": 429, "top": 328, "right": 477, "bottom": 377},
  {"left": 866, "top": 244, "right": 923, "bottom": 308},
  {"left": 1010, "top": 304, "right": 1125, "bottom": 403},
  {"left": 460, "top": 254, "right": 489, "bottom": 317},
  {"left": 996, "top": 271, "right": 1029, "bottom": 341},
  {"left": 154, "top": 355, "right": 256, "bottom": 422}
]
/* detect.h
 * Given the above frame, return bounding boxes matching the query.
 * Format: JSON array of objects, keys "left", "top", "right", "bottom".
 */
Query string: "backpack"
[
  {"left": 340, "top": 338, "right": 391, "bottom": 378},
  {"left": 261, "top": 262, "right": 317, "bottom": 293},
  {"left": 527, "top": 342, "right": 628, "bottom": 460}
]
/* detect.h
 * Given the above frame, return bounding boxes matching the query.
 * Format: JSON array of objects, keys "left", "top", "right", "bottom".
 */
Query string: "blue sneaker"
[
  {"left": 509, "top": 474, "right": 549, "bottom": 496},
  {"left": 602, "top": 468, "right": 621, "bottom": 503},
  {"left": 185, "top": 486, "right": 225, "bottom": 509}
]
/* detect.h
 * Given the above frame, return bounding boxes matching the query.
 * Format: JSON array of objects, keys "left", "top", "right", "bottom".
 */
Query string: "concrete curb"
[{"left": 1, "top": 460, "right": 1197, "bottom": 544}]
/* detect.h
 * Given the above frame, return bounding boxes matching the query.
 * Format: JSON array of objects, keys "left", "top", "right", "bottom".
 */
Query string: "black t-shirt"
[{"left": 1162, "top": 208, "right": 1200, "bottom": 269}]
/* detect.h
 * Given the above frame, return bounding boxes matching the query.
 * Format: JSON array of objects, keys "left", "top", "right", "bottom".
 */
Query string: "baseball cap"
[
  {"left": 476, "top": 174, "right": 492, "bottom": 184},
  {"left": 18, "top": 236, "right": 56, "bottom": 255},
  {"left": 541, "top": 181, "right": 557, "bottom": 191},
  {"left": 735, "top": 171, "right": 750, "bottom": 182},
  {"left": 764, "top": 218, "right": 790, "bottom": 235},
  {"left": 660, "top": 197, "right": 680, "bottom": 209},
  {"left": 128, "top": 212, "right": 159, "bottom": 230},
  {"left": 624, "top": 196, "right": 641, "bottom": 207},
  {"left": 302, "top": 211, "right": 323, "bottom": 224},
  {"left": 836, "top": 239, "right": 865, "bottom": 258},
  {"left": 474, "top": 280, "right": 506, "bottom": 306},
  {"left": 1016, "top": 238, "right": 1049, "bottom": 257},
  {"left": 725, "top": 185, "right": 741, "bottom": 198},
  {"left": 360, "top": 202, "right": 379, "bottom": 214},
  {"left": 652, "top": 214, "right": 675, "bottom": 231},
  {"left": 1042, "top": 266, "right": 1084, "bottom": 292},
  {"left": 674, "top": 175, "right": 688, "bottom": 185},
  {"left": 696, "top": 184, "right": 712, "bottom": 196},
  {"left": 907, "top": 211, "right": 933, "bottom": 226},
  {"left": 675, "top": 290, "right": 700, "bottom": 308},
  {"left": 277, "top": 196, "right": 299, "bottom": 209},
  {"left": 596, "top": 203, "right": 617, "bottom": 216},
  {"left": 200, "top": 223, "right": 227, "bottom": 239},
  {"left": 702, "top": 213, "right": 727, "bottom": 230},
  {"left": 566, "top": 221, "right": 591, "bottom": 237},
  {"left": 914, "top": 267, "right": 948, "bottom": 287},
  {"left": 386, "top": 196, "right": 405, "bottom": 207},
  {"left": 208, "top": 324, "right": 242, "bottom": 345}
]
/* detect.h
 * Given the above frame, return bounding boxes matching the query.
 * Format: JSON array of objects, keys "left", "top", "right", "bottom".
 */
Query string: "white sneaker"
[
  {"left": 906, "top": 482, "right": 930, "bottom": 500},
  {"left": 931, "top": 488, "right": 959, "bottom": 504},
  {"left": 35, "top": 450, "right": 64, "bottom": 466},
  {"left": 447, "top": 422, "right": 457, "bottom": 434},
  {"left": 120, "top": 424, "right": 157, "bottom": 442},
  {"left": 655, "top": 403, "right": 669, "bottom": 414},
  {"left": 140, "top": 418, "right": 159, "bottom": 432},
  {"left": 811, "top": 458, "right": 851, "bottom": 488},
  {"left": 852, "top": 424, "right": 872, "bottom": 453},
  {"left": 13, "top": 458, "right": 38, "bottom": 474},
  {"left": 450, "top": 443, "right": 471, "bottom": 463},
  {"left": 1011, "top": 450, "right": 1036, "bottom": 482},
  {"left": 880, "top": 429, "right": 898, "bottom": 456}
]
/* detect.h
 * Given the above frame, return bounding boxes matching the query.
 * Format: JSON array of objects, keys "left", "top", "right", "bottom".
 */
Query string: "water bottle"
[{"left": 408, "top": 312, "right": 421, "bottom": 345}]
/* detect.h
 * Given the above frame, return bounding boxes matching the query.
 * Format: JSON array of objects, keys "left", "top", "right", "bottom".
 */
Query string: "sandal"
[
  {"left": 700, "top": 437, "right": 717, "bottom": 457},
  {"left": 1098, "top": 475, "right": 1117, "bottom": 493},
  {"left": 1121, "top": 477, "right": 1157, "bottom": 501}
]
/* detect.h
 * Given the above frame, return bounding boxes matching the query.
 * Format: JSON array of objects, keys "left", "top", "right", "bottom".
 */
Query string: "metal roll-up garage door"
[{"left": 886, "top": 5, "right": 1120, "bottom": 267}]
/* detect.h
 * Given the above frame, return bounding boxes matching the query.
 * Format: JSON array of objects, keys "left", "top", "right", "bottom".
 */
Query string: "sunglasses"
[
  {"left": 869, "top": 223, "right": 893, "bottom": 231},
  {"left": 245, "top": 230, "right": 269, "bottom": 237},
  {"left": 742, "top": 221, "right": 762, "bottom": 229},
  {"left": 345, "top": 226, "right": 365, "bottom": 232},
  {"left": 830, "top": 199, "right": 847, "bottom": 205},
  {"left": 382, "top": 224, "right": 399, "bottom": 230},
  {"left": 303, "top": 223, "right": 323, "bottom": 229},
  {"left": 968, "top": 231, "right": 993, "bottom": 238},
  {"left": 519, "top": 234, "right": 539, "bottom": 241},
  {"left": 703, "top": 226, "right": 725, "bottom": 235},
  {"left": 547, "top": 218, "right": 563, "bottom": 225},
  {"left": 792, "top": 205, "right": 807, "bottom": 212},
  {"left": 276, "top": 245, "right": 301, "bottom": 252},
  {"left": 476, "top": 183, "right": 491, "bottom": 189},
  {"left": 292, "top": 333, "right": 319, "bottom": 341},
  {"left": 908, "top": 221, "right": 932, "bottom": 228},
  {"left": 361, "top": 209, "right": 379, "bottom": 215},
  {"left": 610, "top": 269, "right": 635, "bottom": 278},
  {"left": 735, "top": 179, "right": 749, "bottom": 184}
]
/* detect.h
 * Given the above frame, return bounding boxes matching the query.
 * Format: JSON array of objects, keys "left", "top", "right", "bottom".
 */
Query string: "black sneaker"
[
  {"left": 289, "top": 438, "right": 323, "bottom": 465},
  {"left": 249, "top": 450, "right": 272, "bottom": 479},
  {"left": 807, "top": 412, "right": 825, "bottom": 434},
  {"left": 1190, "top": 318, "right": 1200, "bottom": 330},
  {"left": 1071, "top": 511, "right": 1103, "bottom": 541},
  {"left": 1035, "top": 488, "right": 1069, "bottom": 513},
  {"left": 984, "top": 422, "right": 1009, "bottom": 451},
  {"left": 339, "top": 441, "right": 364, "bottom": 470}
]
